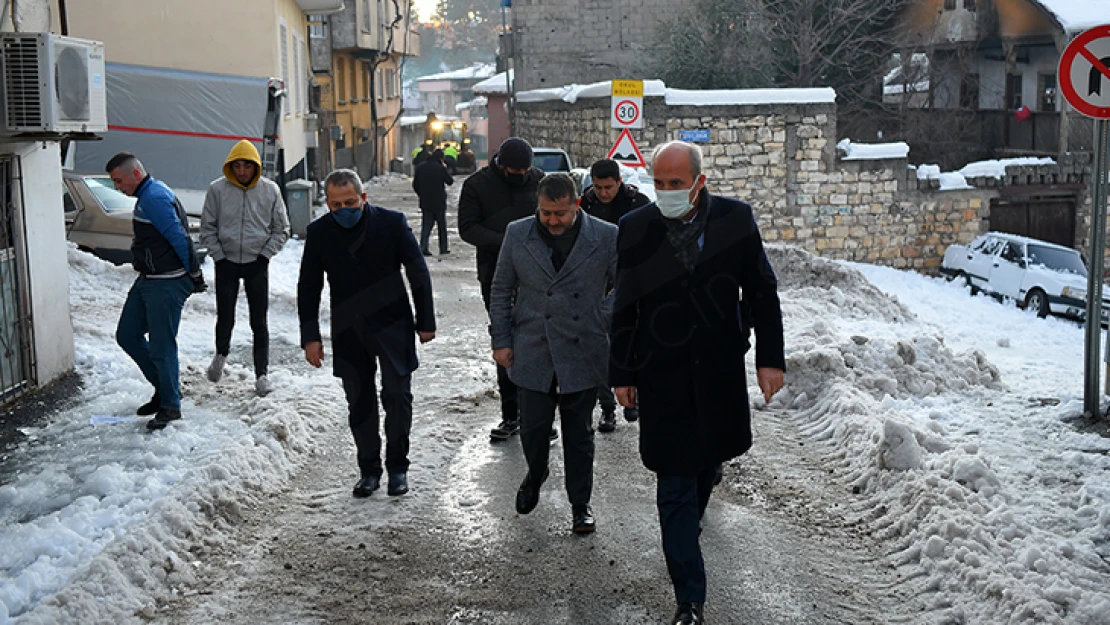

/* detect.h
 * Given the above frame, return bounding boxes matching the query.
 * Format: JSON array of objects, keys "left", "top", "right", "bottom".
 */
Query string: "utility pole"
[{"left": 501, "top": 0, "right": 515, "bottom": 136}]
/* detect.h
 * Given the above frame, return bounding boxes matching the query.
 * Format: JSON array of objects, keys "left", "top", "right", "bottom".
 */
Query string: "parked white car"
[
  {"left": 570, "top": 163, "right": 657, "bottom": 202},
  {"left": 531, "top": 147, "right": 574, "bottom": 173},
  {"left": 940, "top": 232, "right": 1109, "bottom": 323}
]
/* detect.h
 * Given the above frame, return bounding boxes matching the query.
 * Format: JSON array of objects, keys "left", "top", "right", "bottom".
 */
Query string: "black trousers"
[
  {"left": 335, "top": 331, "right": 413, "bottom": 478},
  {"left": 480, "top": 280, "right": 518, "bottom": 422},
  {"left": 656, "top": 464, "right": 720, "bottom": 604},
  {"left": 518, "top": 383, "right": 596, "bottom": 506},
  {"left": 419, "top": 205, "right": 449, "bottom": 253},
  {"left": 596, "top": 385, "right": 617, "bottom": 411},
  {"left": 214, "top": 258, "right": 270, "bottom": 376}
]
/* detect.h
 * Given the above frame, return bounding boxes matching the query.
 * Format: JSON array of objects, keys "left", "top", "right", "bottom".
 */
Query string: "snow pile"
[
  {"left": 1, "top": 245, "right": 341, "bottom": 624},
  {"left": 665, "top": 87, "right": 836, "bottom": 106},
  {"left": 762, "top": 250, "right": 1110, "bottom": 624},
  {"left": 836, "top": 138, "right": 910, "bottom": 161},
  {"left": 913, "top": 157, "right": 1057, "bottom": 191}
]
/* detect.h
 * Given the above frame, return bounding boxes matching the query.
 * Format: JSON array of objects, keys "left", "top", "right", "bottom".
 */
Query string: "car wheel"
[
  {"left": 960, "top": 272, "right": 980, "bottom": 296},
  {"left": 1024, "top": 289, "right": 1049, "bottom": 318}
]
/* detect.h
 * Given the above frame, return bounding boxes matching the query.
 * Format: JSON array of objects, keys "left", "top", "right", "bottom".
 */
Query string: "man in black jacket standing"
[
  {"left": 458, "top": 137, "right": 545, "bottom": 441},
  {"left": 412, "top": 148, "right": 454, "bottom": 256},
  {"left": 580, "top": 158, "right": 652, "bottom": 433},
  {"left": 298, "top": 169, "right": 436, "bottom": 499}
]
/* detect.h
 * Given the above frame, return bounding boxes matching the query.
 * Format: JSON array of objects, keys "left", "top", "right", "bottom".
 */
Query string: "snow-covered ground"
[{"left": 2, "top": 211, "right": 1110, "bottom": 623}]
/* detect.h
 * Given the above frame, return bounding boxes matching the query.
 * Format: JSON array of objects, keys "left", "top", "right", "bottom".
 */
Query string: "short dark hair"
[
  {"left": 537, "top": 172, "right": 577, "bottom": 203},
  {"left": 324, "top": 168, "right": 364, "bottom": 194},
  {"left": 590, "top": 158, "right": 621, "bottom": 182},
  {"left": 105, "top": 152, "right": 144, "bottom": 175}
]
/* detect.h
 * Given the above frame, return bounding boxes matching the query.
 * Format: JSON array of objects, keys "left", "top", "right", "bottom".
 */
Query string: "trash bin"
[{"left": 286, "top": 179, "right": 313, "bottom": 239}]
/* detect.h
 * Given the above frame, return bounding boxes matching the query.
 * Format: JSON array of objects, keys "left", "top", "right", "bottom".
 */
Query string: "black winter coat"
[
  {"left": 457, "top": 158, "right": 545, "bottom": 286},
  {"left": 412, "top": 159, "right": 453, "bottom": 212},
  {"left": 297, "top": 204, "right": 435, "bottom": 377},
  {"left": 580, "top": 182, "right": 652, "bottom": 226},
  {"left": 609, "top": 193, "right": 785, "bottom": 475}
]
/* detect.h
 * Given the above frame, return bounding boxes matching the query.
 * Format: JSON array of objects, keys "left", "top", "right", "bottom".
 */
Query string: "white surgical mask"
[{"left": 655, "top": 181, "right": 698, "bottom": 219}]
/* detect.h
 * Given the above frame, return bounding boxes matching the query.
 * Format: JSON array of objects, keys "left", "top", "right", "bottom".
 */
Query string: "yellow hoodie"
[{"left": 223, "top": 140, "right": 263, "bottom": 190}]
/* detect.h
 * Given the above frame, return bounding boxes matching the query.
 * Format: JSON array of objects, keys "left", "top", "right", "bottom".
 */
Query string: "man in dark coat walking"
[
  {"left": 413, "top": 148, "right": 454, "bottom": 256},
  {"left": 580, "top": 158, "right": 652, "bottom": 432},
  {"left": 298, "top": 169, "right": 436, "bottom": 499},
  {"left": 458, "top": 137, "right": 546, "bottom": 441},
  {"left": 609, "top": 141, "right": 785, "bottom": 625}
]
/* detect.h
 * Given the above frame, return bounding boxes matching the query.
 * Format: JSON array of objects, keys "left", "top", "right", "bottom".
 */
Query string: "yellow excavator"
[{"left": 423, "top": 112, "right": 476, "bottom": 173}]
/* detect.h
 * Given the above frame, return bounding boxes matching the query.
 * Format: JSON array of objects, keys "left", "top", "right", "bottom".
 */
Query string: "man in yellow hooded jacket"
[{"left": 200, "top": 140, "right": 291, "bottom": 395}]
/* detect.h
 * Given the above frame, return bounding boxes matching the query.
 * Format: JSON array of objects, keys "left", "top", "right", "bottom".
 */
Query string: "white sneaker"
[
  {"left": 255, "top": 375, "right": 273, "bottom": 396},
  {"left": 206, "top": 354, "right": 227, "bottom": 382}
]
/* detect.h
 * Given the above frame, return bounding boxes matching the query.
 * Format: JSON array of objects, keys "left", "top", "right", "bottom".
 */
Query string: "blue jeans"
[{"left": 116, "top": 275, "right": 193, "bottom": 410}]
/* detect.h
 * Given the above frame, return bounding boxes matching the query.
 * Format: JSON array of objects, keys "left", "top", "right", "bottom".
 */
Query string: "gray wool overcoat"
[{"left": 489, "top": 212, "right": 619, "bottom": 394}]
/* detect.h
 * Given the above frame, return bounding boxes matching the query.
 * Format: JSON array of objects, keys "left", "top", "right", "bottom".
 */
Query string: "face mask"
[
  {"left": 505, "top": 172, "right": 526, "bottom": 187},
  {"left": 655, "top": 180, "right": 699, "bottom": 219},
  {"left": 332, "top": 207, "right": 363, "bottom": 229}
]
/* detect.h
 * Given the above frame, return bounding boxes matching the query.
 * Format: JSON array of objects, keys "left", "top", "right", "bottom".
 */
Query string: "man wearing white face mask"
[{"left": 609, "top": 141, "right": 785, "bottom": 625}]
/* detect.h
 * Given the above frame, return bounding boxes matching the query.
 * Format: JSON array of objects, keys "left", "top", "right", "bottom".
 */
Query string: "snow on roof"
[
  {"left": 473, "top": 70, "right": 512, "bottom": 95},
  {"left": 516, "top": 79, "right": 666, "bottom": 104},
  {"left": 456, "top": 96, "right": 488, "bottom": 111},
  {"left": 915, "top": 156, "right": 1057, "bottom": 191},
  {"left": 837, "top": 138, "right": 910, "bottom": 161},
  {"left": 666, "top": 87, "right": 836, "bottom": 106},
  {"left": 1034, "top": 0, "right": 1110, "bottom": 34},
  {"left": 400, "top": 115, "right": 427, "bottom": 126},
  {"left": 416, "top": 63, "right": 496, "bottom": 82}
]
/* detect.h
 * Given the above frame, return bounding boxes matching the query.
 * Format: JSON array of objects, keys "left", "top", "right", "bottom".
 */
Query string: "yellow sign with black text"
[{"left": 611, "top": 80, "right": 644, "bottom": 98}]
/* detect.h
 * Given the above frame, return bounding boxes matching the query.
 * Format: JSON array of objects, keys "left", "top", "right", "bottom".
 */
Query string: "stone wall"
[{"left": 517, "top": 97, "right": 1096, "bottom": 272}]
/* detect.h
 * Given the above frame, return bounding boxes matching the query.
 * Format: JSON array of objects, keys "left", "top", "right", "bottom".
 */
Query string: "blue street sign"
[{"left": 678, "top": 129, "right": 710, "bottom": 142}]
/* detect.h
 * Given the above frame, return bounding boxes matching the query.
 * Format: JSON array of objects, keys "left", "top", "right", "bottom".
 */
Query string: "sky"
[
  {"left": 413, "top": 0, "right": 437, "bottom": 23},
  {"left": 3, "top": 177, "right": 1110, "bottom": 623}
]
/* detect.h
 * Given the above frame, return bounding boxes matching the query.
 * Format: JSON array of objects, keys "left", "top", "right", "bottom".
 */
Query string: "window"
[
  {"left": 1006, "top": 74, "right": 1023, "bottom": 109},
  {"left": 309, "top": 16, "right": 327, "bottom": 40},
  {"left": 944, "top": 0, "right": 956, "bottom": 9},
  {"left": 279, "top": 20, "right": 289, "bottom": 115},
  {"left": 362, "top": 0, "right": 372, "bottom": 33},
  {"left": 337, "top": 57, "right": 347, "bottom": 102},
  {"left": 963, "top": 0, "right": 976, "bottom": 10},
  {"left": 376, "top": 68, "right": 383, "bottom": 100},
  {"left": 1000, "top": 242, "right": 1023, "bottom": 263},
  {"left": 350, "top": 60, "right": 359, "bottom": 101},
  {"left": 960, "top": 73, "right": 979, "bottom": 109},
  {"left": 364, "top": 62, "right": 372, "bottom": 100},
  {"left": 1039, "top": 74, "right": 1057, "bottom": 111}
]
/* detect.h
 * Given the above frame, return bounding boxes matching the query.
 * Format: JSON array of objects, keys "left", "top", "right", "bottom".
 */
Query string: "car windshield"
[
  {"left": 86, "top": 176, "right": 136, "bottom": 213},
  {"left": 1027, "top": 244, "right": 1087, "bottom": 277},
  {"left": 533, "top": 153, "right": 569, "bottom": 172}
]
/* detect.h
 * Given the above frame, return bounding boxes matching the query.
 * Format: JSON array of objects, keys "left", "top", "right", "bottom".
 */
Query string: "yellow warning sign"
[{"left": 611, "top": 80, "right": 644, "bottom": 98}]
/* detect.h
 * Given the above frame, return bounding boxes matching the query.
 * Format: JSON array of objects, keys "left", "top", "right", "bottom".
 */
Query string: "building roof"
[
  {"left": 473, "top": 70, "right": 513, "bottom": 95},
  {"left": 416, "top": 63, "right": 496, "bottom": 82},
  {"left": 1033, "top": 0, "right": 1109, "bottom": 34}
]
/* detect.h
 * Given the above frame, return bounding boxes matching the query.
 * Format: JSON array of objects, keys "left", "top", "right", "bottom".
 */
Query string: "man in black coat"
[
  {"left": 580, "top": 158, "right": 652, "bottom": 433},
  {"left": 458, "top": 137, "right": 546, "bottom": 441},
  {"left": 609, "top": 142, "right": 785, "bottom": 625},
  {"left": 413, "top": 148, "right": 454, "bottom": 256},
  {"left": 298, "top": 169, "right": 436, "bottom": 499}
]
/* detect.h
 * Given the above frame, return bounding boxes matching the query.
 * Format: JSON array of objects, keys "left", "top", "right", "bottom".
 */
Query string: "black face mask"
[{"left": 505, "top": 172, "right": 526, "bottom": 187}]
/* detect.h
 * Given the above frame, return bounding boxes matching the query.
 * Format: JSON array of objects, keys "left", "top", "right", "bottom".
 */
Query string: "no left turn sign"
[{"left": 1060, "top": 25, "right": 1110, "bottom": 119}]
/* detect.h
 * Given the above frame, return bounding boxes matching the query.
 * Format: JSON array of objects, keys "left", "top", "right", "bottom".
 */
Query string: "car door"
[
  {"left": 988, "top": 240, "right": 1027, "bottom": 301},
  {"left": 964, "top": 235, "right": 1003, "bottom": 293}
]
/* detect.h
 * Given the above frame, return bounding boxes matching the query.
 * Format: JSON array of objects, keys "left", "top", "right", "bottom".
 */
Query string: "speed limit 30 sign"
[{"left": 611, "top": 80, "right": 644, "bottom": 129}]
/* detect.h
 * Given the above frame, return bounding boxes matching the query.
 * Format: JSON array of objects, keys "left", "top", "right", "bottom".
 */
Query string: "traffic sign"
[
  {"left": 607, "top": 128, "right": 646, "bottom": 167},
  {"left": 611, "top": 79, "right": 644, "bottom": 129},
  {"left": 1059, "top": 25, "right": 1110, "bottom": 119}
]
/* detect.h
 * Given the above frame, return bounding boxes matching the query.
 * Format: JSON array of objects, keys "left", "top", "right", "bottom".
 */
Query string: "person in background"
[
  {"left": 412, "top": 148, "right": 453, "bottom": 257},
  {"left": 609, "top": 141, "right": 785, "bottom": 625},
  {"left": 200, "top": 140, "right": 290, "bottom": 396},
  {"left": 579, "top": 158, "right": 652, "bottom": 432},
  {"left": 107, "top": 152, "right": 206, "bottom": 431},
  {"left": 297, "top": 169, "right": 436, "bottom": 499}
]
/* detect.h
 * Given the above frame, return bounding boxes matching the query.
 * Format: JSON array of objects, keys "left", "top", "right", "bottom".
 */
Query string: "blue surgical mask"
[
  {"left": 655, "top": 181, "right": 699, "bottom": 219},
  {"left": 332, "top": 207, "right": 363, "bottom": 229}
]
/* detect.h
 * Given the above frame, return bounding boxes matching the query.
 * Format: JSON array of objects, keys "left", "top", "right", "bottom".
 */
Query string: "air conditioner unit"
[{"left": 0, "top": 33, "right": 107, "bottom": 134}]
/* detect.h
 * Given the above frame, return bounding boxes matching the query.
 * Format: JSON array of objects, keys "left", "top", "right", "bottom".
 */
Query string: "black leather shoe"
[
  {"left": 387, "top": 472, "right": 409, "bottom": 496},
  {"left": 515, "top": 468, "right": 548, "bottom": 515},
  {"left": 571, "top": 504, "right": 596, "bottom": 534},
  {"left": 136, "top": 392, "right": 161, "bottom": 416},
  {"left": 624, "top": 406, "right": 639, "bottom": 422},
  {"left": 145, "top": 408, "right": 181, "bottom": 431},
  {"left": 353, "top": 475, "right": 380, "bottom": 498},
  {"left": 672, "top": 602, "right": 705, "bottom": 624},
  {"left": 598, "top": 408, "right": 617, "bottom": 433},
  {"left": 490, "top": 419, "right": 520, "bottom": 441},
  {"left": 422, "top": 248, "right": 433, "bottom": 256}
]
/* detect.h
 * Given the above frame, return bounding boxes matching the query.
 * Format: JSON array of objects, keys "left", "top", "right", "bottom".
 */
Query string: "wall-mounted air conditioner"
[{"left": 0, "top": 33, "right": 107, "bottom": 135}]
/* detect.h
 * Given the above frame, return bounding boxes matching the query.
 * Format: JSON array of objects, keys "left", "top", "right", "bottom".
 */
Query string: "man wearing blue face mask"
[
  {"left": 297, "top": 169, "right": 436, "bottom": 499},
  {"left": 609, "top": 141, "right": 785, "bottom": 625}
]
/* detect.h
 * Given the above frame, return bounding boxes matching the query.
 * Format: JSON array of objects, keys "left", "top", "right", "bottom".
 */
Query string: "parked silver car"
[{"left": 63, "top": 171, "right": 206, "bottom": 265}]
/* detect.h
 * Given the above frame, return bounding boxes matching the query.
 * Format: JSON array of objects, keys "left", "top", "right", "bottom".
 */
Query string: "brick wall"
[{"left": 517, "top": 96, "right": 1096, "bottom": 272}]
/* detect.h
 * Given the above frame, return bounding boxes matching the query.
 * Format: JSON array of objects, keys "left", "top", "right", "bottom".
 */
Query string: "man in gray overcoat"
[{"left": 488, "top": 172, "right": 618, "bottom": 534}]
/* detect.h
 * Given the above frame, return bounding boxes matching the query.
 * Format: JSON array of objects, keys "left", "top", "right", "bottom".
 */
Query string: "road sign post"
[{"left": 1060, "top": 25, "right": 1110, "bottom": 418}]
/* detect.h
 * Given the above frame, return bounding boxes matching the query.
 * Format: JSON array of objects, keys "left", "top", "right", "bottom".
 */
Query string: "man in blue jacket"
[
  {"left": 107, "top": 152, "right": 205, "bottom": 431},
  {"left": 298, "top": 169, "right": 436, "bottom": 498}
]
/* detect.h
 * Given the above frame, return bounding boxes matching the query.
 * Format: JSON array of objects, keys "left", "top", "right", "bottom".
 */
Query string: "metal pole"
[
  {"left": 1085, "top": 119, "right": 1110, "bottom": 417},
  {"left": 501, "top": 4, "right": 515, "bottom": 137}
]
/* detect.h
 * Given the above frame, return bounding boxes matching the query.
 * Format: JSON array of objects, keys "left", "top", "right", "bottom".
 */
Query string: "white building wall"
[{"left": 6, "top": 141, "right": 76, "bottom": 384}]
